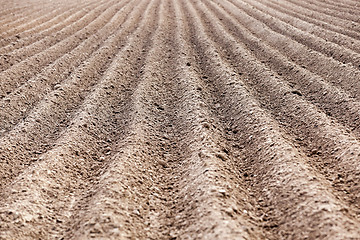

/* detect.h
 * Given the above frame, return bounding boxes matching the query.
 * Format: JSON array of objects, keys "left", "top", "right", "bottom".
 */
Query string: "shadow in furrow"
[
  {"left": 230, "top": 0, "right": 360, "bottom": 63},
  {"left": 0, "top": 0, "right": 135, "bottom": 135},
  {"left": 0, "top": 0, "right": 119, "bottom": 96},
  {"left": 0, "top": 0, "right": 102, "bottom": 68},
  {"left": 0, "top": 0, "right": 159, "bottom": 239},
  {"left": 199, "top": 0, "right": 360, "bottom": 215},
  {"left": 261, "top": 0, "right": 360, "bottom": 40},
  {"left": 287, "top": 0, "right": 360, "bottom": 22},
  {"left": 183, "top": 0, "right": 360, "bottom": 238},
  {"left": 0, "top": 0, "right": 151, "bottom": 190},
  {"left": 0, "top": 0, "right": 80, "bottom": 42}
]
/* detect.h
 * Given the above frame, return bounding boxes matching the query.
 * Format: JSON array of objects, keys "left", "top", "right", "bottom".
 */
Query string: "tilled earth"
[{"left": 1, "top": 0, "right": 360, "bottom": 239}]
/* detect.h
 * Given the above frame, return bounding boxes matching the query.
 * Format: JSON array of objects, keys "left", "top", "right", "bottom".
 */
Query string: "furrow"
[
  {"left": 0, "top": 2, "right": 78, "bottom": 45},
  {"left": 318, "top": 0, "right": 360, "bottom": 9},
  {"left": 212, "top": 0, "right": 360, "bottom": 104},
  {"left": 0, "top": 0, "right": 60, "bottom": 18},
  {"left": 185, "top": 0, "right": 360, "bottom": 238},
  {"left": 261, "top": 0, "right": 360, "bottom": 40},
  {"left": 0, "top": 0, "right": 135, "bottom": 135},
  {"left": 0, "top": 3, "right": 36, "bottom": 16},
  {"left": 0, "top": 0, "right": 100, "bottom": 55},
  {"left": 12, "top": 0, "right": 100, "bottom": 37},
  {"left": 55, "top": 0, "right": 256, "bottom": 238},
  {"left": 0, "top": 1, "right": 76, "bottom": 39},
  {"left": 63, "top": 3, "right": 164, "bottom": 239},
  {"left": 335, "top": 0, "right": 360, "bottom": 8},
  {"left": 161, "top": 0, "right": 264, "bottom": 238},
  {"left": 74, "top": 0, "right": 265, "bottom": 237},
  {"left": 0, "top": 5, "right": 37, "bottom": 22},
  {"left": 0, "top": 0, "right": 121, "bottom": 97},
  {"left": 0, "top": 0, "right": 78, "bottom": 26},
  {"left": 0, "top": 1, "right": 101, "bottom": 66},
  {"left": 0, "top": 0, "right": 151, "bottom": 190},
  {"left": 0, "top": 0, "right": 159, "bottom": 239},
  {"left": 0, "top": 0, "right": 56, "bottom": 12},
  {"left": 205, "top": 0, "right": 360, "bottom": 139},
  {"left": 1, "top": 0, "right": 360, "bottom": 238},
  {"left": 201, "top": 0, "right": 360, "bottom": 219},
  {"left": 0, "top": 0, "right": 80, "bottom": 31},
  {"left": 0, "top": 5, "right": 48, "bottom": 30},
  {"left": 296, "top": 0, "right": 360, "bottom": 14},
  {"left": 0, "top": 0, "right": 116, "bottom": 73},
  {"left": 285, "top": 0, "right": 360, "bottom": 23},
  {"left": 227, "top": 0, "right": 360, "bottom": 67}
]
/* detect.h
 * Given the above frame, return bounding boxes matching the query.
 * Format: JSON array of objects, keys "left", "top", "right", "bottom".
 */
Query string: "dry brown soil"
[{"left": 1, "top": 0, "right": 360, "bottom": 239}]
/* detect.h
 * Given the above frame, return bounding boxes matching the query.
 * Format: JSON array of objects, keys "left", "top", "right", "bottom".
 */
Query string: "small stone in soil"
[
  {"left": 219, "top": 189, "right": 226, "bottom": 196},
  {"left": 158, "top": 160, "right": 167, "bottom": 168}
]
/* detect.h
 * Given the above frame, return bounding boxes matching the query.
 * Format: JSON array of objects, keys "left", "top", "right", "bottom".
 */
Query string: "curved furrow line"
[
  {"left": 0, "top": 0, "right": 60, "bottom": 16},
  {"left": 0, "top": 4, "right": 50, "bottom": 30},
  {"left": 0, "top": 0, "right": 136, "bottom": 135},
  {"left": 0, "top": 0, "right": 36, "bottom": 7},
  {"left": 0, "top": 1, "right": 76, "bottom": 38},
  {"left": 0, "top": 0, "right": 122, "bottom": 97},
  {"left": 285, "top": 0, "right": 360, "bottom": 23},
  {"left": 240, "top": 1, "right": 360, "bottom": 58},
  {"left": 0, "top": 0, "right": 159, "bottom": 239},
  {"left": 61, "top": 1, "right": 168, "bottom": 237},
  {"left": 0, "top": 0, "right": 101, "bottom": 55},
  {"left": 0, "top": 0, "right": 113, "bottom": 70},
  {"left": 165, "top": 0, "right": 264, "bottom": 238},
  {"left": 184, "top": 0, "right": 360, "bottom": 238},
  {"left": 0, "top": 1, "right": 84, "bottom": 46},
  {"left": 334, "top": 0, "right": 360, "bottom": 8},
  {"left": 296, "top": 0, "right": 360, "bottom": 15},
  {"left": 266, "top": 0, "right": 359, "bottom": 30},
  {"left": 0, "top": 0, "right": 40, "bottom": 11},
  {"left": 61, "top": 3, "right": 165, "bottom": 238},
  {"left": 51, "top": 0, "right": 261, "bottom": 238},
  {"left": 0, "top": 3, "right": 36, "bottom": 16},
  {"left": 309, "top": 0, "right": 350, "bottom": 9},
  {"left": 0, "top": 0, "right": 79, "bottom": 30},
  {"left": 12, "top": 0, "right": 100, "bottom": 37},
  {"left": 0, "top": 0, "right": 57, "bottom": 10},
  {"left": 261, "top": 0, "right": 360, "bottom": 40},
  {"left": 0, "top": 0, "right": 100, "bottom": 59},
  {"left": 0, "top": 0, "right": 47, "bottom": 11},
  {"left": 212, "top": 0, "right": 360, "bottom": 104},
  {"left": 297, "top": 0, "right": 360, "bottom": 14},
  {"left": 197, "top": 0, "right": 360, "bottom": 218},
  {"left": 0, "top": 0, "right": 118, "bottom": 73},
  {"left": 205, "top": 0, "right": 360, "bottom": 138},
  {"left": 227, "top": 0, "right": 360, "bottom": 66},
  {"left": 0, "top": 5, "right": 38, "bottom": 22},
  {"left": 1, "top": 0, "right": 359, "bottom": 238},
  {"left": 319, "top": 0, "right": 360, "bottom": 9},
  {"left": 0, "top": 0, "right": 152, "bottom": 190}
]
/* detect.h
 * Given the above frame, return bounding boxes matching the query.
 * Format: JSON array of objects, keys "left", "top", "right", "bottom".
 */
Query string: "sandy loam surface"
[{"left": 0, "top": 0, "right": 360, "bottom": 239}]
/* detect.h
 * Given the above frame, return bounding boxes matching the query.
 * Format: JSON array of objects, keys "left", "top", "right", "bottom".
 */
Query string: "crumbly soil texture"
[{"left": 1, "top": 0, "right": 360, "bottom": 239}]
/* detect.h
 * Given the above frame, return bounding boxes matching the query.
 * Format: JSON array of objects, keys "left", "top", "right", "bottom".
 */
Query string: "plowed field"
[{"left": 1, "top": 0, "right": 360, "bottom": 239}]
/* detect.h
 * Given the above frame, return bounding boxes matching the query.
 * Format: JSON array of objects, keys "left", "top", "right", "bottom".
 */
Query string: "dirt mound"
[{"left": 1, "top": 0, "right": 360, "bottom": 239}]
